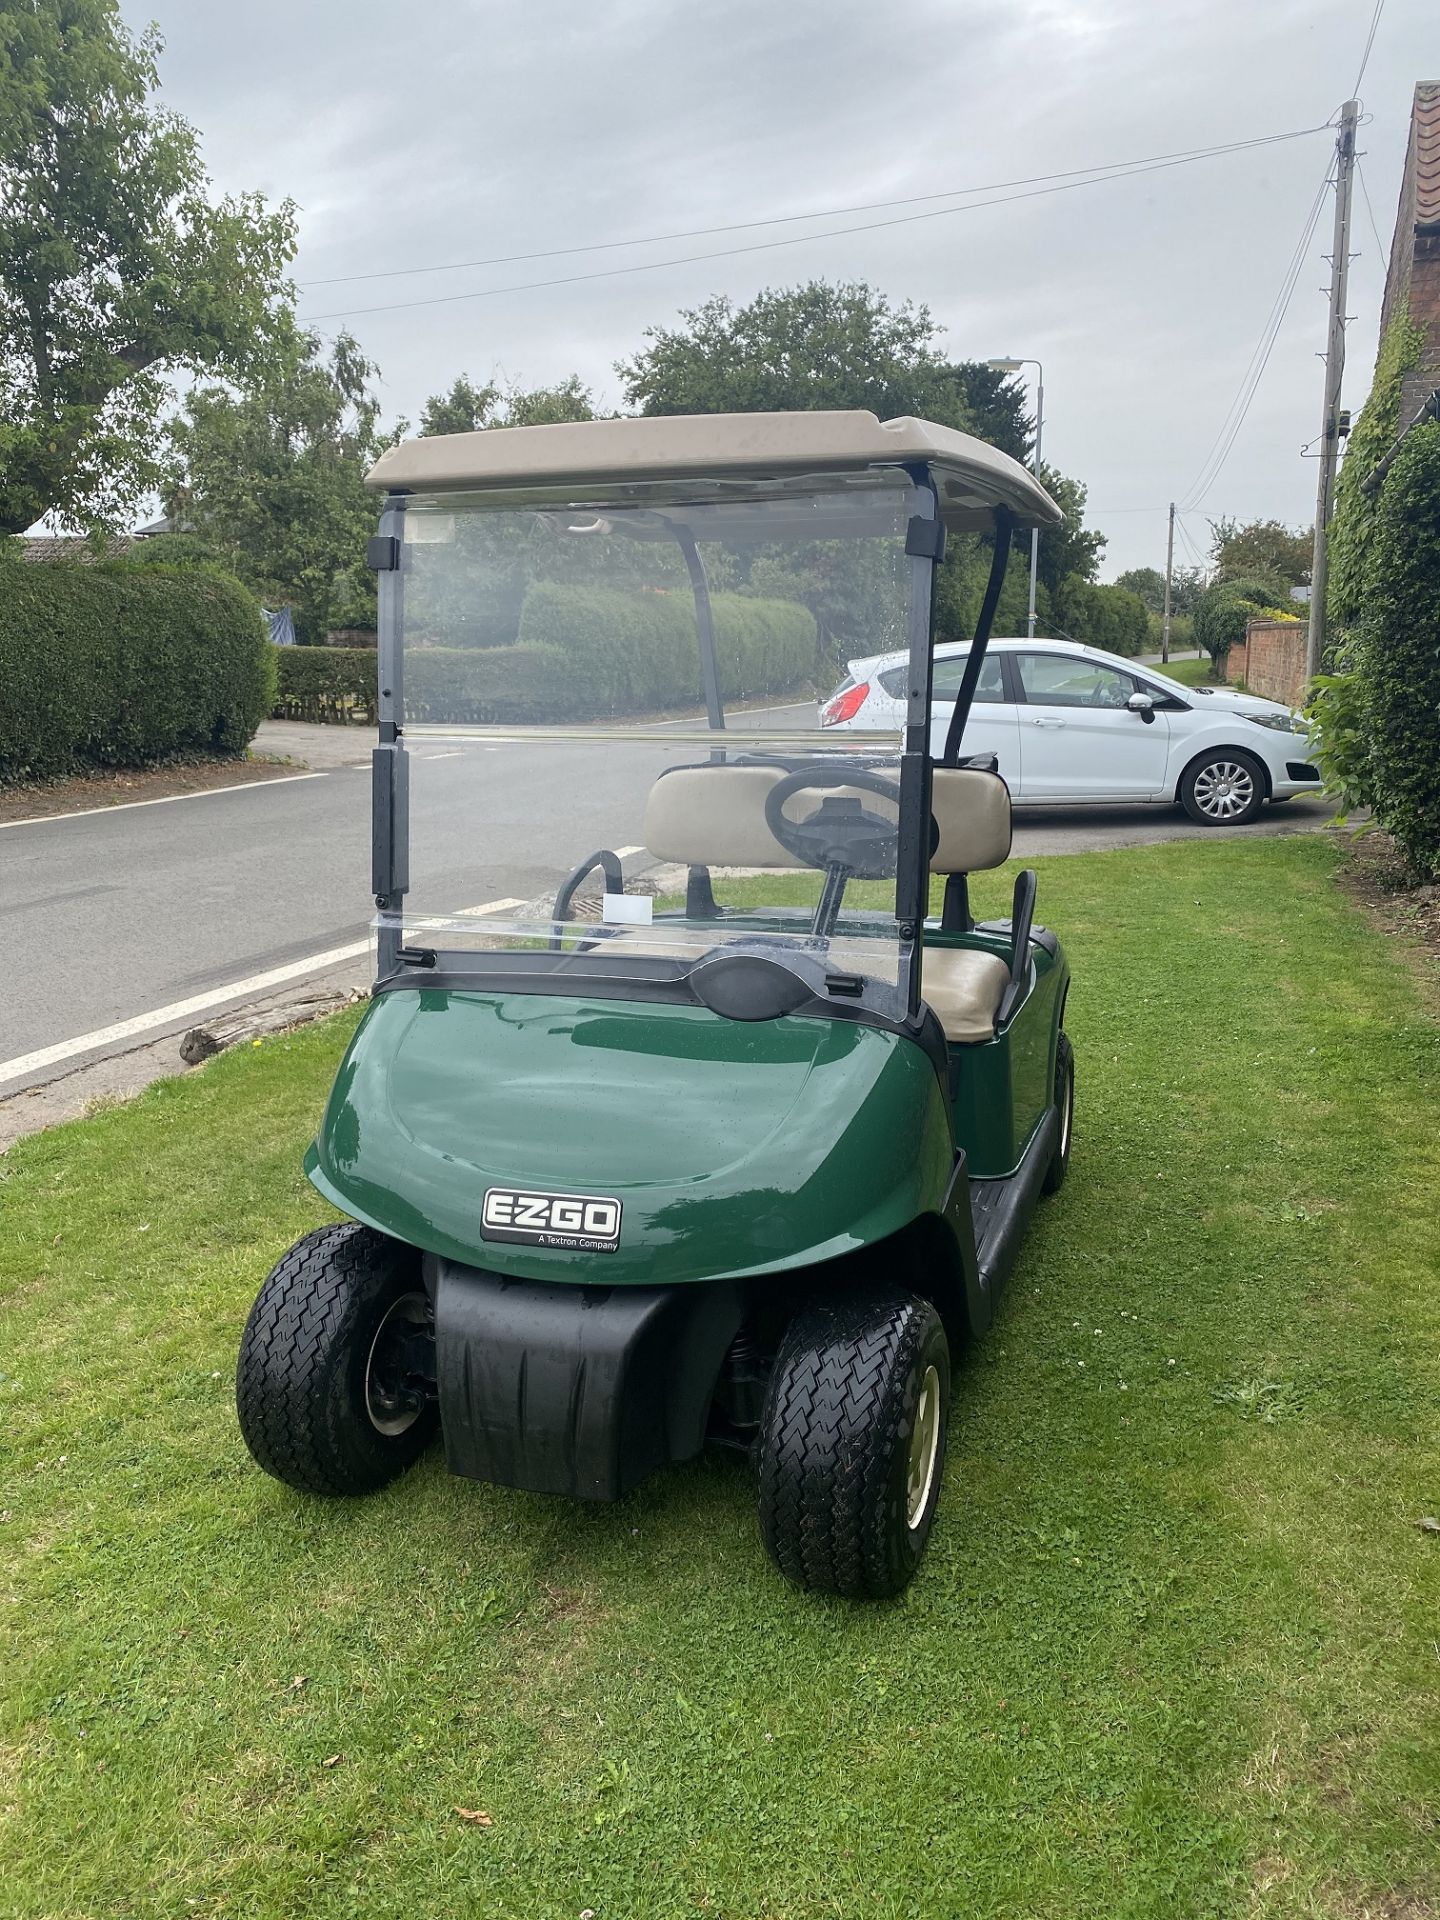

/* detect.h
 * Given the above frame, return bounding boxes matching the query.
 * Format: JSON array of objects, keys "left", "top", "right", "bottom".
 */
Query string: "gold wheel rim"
[{"left": 905, "top": 1364, "right": 942, "bottom": 1529}]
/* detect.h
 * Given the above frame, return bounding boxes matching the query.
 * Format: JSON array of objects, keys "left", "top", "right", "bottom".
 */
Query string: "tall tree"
[
  {"left": 618, "top": 282, "right": 977, "bottom": 428},
  {"left": 616, "top": 280, "right": 1081, "bottom": 650},
  {"left": 0, "top": 0, "right": 295, "bottom": 534},
  {"left": 1114, "top": 566, "right": 1167, "bottom": 613},
  {"left": 166, "top": 326, "right": 391, "bottom": 642},
  {"left": 419, "top": 374, "right": 595, "bottom": 436},
  {"left": 1209, "top": 516, "right": 1311, "bottom": 592}
]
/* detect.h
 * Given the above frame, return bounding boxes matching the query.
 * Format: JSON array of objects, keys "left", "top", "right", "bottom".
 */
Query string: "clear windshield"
[{"left": 381, "top": 471, "right": 918, "bottom": 1021}]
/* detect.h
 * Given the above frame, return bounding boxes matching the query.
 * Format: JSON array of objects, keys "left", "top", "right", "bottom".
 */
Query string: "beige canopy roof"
[{"left": 365, "top": 410, "right": 1063, "bottom": 531}]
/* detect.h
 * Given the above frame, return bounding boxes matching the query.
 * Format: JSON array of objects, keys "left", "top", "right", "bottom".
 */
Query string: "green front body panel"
[{"left": 307, "top": 990, "right": 957, "bottom": 1285}]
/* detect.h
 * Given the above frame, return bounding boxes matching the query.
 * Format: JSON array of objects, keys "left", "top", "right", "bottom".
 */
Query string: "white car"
[{"left": 819, "top": 637, "right": 1322, "bottom": 825}]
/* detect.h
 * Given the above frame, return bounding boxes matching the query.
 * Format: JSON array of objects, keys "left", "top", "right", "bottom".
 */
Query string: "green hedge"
[
  {"left": 0, "top": 551, "right": 273, "bottom": 785},
  {"left": 272, "top": 645, "right": 379, "bottom": 725},
  {"left": 517, "top": 584, "right": 817, "bottom": 711},
  {"left": 270, "top": 588, "right": 818, "bottom": 726},
  {"left": 1348, "top": 422, "right": 1440, "bottom": 875}
]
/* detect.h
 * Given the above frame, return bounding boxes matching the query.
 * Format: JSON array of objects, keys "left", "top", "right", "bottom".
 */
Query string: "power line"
[
  {"left": 1176, "top": 156, "right": 1334, "bottom": 512},
  {"left": 1352, "top": 0, "right": 1385, "bottom": 96},
  {"left": 300, "top": 124, "right": 1328, "bottom": 292},
  {"left": 299, "top": 125, "right": 1331, "bottom": 324},
  {"left": 1356, "top": 157, "right": 1390, "bottom": 276},
  {"left": 1173, "top": 512, "right": 1208, "bottom": 570}
]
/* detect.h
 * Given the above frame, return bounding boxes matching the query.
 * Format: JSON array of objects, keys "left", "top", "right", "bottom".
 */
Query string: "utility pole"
[
  {"left": 1161, "top": 501, "right": 1175, "bottom": 663},
  {"left": 1307, "top": 99, "right": 1359, "bottom": 680}
]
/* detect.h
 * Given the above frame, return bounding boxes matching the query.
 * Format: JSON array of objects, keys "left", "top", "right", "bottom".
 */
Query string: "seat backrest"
[
  {"left": 929, "top": 765, "right": 1012, "bottom": 872},
  {"left": 643, "top": 763, "right": 1011, "bottom": 873}
]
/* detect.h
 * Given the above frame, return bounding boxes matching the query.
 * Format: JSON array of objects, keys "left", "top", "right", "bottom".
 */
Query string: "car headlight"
[{"left": 1242, "top": 711, "right": 1303, "bottom": 734}]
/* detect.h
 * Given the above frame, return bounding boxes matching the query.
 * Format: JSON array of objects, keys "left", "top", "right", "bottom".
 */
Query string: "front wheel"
[
  {"left": 236, "top": 1223, "right": 436, "bottom": 1496},
  {"left": 756, "top": 1291, "right": 950, "bottom": 1598},
  {"left": 1179, "top": 749, "right": 1266, "bottom": 826}
]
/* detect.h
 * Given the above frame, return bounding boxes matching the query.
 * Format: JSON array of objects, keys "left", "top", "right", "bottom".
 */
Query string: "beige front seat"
[{"left": 642, "top": 762, "right": 1022, "bottom": 1045}]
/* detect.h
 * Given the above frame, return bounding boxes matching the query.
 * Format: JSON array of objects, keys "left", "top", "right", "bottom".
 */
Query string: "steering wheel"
[{"left": 763, "top": 764, "right": 902, "bottom": 880}]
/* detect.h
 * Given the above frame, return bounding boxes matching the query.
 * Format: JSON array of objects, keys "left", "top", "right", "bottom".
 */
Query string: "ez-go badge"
[{"left": 481, "top": 1187, "right": 622, "bottom": 1253}]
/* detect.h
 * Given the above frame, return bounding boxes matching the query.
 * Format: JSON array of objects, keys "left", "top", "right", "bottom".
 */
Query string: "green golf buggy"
[{"left": 236, "top": 410, "right": 1072, "bottom": 1597}]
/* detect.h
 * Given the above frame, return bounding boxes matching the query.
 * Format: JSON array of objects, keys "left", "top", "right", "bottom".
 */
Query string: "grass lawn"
[
  {"left": 1150, "top": 655, "right": 1218, "bottom": 689},
  {"left": 2, "top": 836, "right": 1438, "bottom": 1919}
]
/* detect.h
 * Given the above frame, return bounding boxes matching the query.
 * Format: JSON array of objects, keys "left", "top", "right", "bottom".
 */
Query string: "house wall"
[
  {"left": 1227, "top": 619, "right": 1307, "bottom": 709},
  {"left": 1381, "top": 82, "right": 1440, "bottom": 425}
]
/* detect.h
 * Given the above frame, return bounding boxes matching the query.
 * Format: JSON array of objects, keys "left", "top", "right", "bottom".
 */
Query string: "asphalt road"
[{"left": 0, "top": 712, "right": 1336, "bottom": 1091}]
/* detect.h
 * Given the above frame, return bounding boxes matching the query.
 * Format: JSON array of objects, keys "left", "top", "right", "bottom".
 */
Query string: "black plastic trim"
[
  {"left": 366, "top": 534, "right": 400, "bottom": 571},
  {"left": 969, "top": 1105, "right": 1059, "bottom": 1298},
  {"left": 905, "top": 514, "right": 946, "bottom": 560},
  {"left": 434, "top": 1261, "right": 743, "bottom": 1500}
]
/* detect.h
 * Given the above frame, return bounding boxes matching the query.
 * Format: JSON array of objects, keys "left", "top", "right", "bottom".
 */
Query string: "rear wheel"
[
  {"left": 1179, "top": 748, "right": 1266, "bottom": 825},
  {"left": 236, "top": 1223, "right": 436, "bottom": 1496},
  {"left": 1043, "top": 1032, "right": 1074, "bottom": 1194},
  {"left": 756, "top": 1291, "right": 950, "bottom": 1598}
]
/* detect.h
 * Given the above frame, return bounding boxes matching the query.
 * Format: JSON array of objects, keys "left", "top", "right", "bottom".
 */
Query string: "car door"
[
  {"left": 926, "top": 652, "right": 1022, "bottom": 787},
  {"left": 1013, "top": 651, "right": 1170, "bottom": 799}
]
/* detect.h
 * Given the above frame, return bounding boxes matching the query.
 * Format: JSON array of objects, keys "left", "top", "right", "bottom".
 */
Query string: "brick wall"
[
  {"left": 1381, "top": 83, "right": 1440, "bottom": 426},
  {"left": 1226, "top": 619, "right": 1307, "bottom": 709}
]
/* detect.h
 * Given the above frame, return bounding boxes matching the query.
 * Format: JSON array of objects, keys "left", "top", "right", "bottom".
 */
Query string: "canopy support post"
[
  {"left": 674, "top": 526, "right": 725, "bottom": 735},
  {"left": 941, "top": 506, "right": 1014, "bottom": 767}
]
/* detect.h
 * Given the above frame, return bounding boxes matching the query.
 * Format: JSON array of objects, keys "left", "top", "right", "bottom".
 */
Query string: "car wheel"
[
  {"left": 236, "top": 1223, "right": 436, "bottom": 1496},
  {"left": 756, "top": 1291, "right": 950, "bottom": 1598},
  {"left": 1043, "top": 1032, "right": 1074, "bottom": 1195},
  {"left": 1179, "top": 748, "right": 1266, "bottom": 826}
]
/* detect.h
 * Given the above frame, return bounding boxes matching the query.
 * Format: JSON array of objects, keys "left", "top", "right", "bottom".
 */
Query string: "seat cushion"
[{"left": 921, "top": 945, "right": 1011, "bottom": 1044}]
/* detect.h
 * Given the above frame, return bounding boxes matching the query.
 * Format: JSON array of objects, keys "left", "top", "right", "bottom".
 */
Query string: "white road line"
[
  {"left": 0, "top": 937, "right": 372, "bottom": 1088},
  {"left": 0, "top": 770, "right": 327, "bottom": 832},
  {"left": 456, "top": 896, "right": 527, "bottom": 917},
  {"left": 0, "top": 894, "right": 537, "bottom": 1089},
  {"left": 613, "top": 845, "right": 645, "bottom": 859}
]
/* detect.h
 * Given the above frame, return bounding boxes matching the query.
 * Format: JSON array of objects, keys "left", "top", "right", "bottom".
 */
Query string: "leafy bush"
[
  {"left": 405, "top": 645, "right": 585, "bottom": 724},
  {"left": 1145, "top": 610, "right": 1195, "bottom": 656},
  {"left": 517, "top": 584, "right": 817, "bottom": 710},
  {"left": 1052, "top": 577, "right": 1150, "bottom": 656},
  {"left": 1303, "top": 656, "right": 1376, "bottom": 818},
  {"left": 1192, "top": 576, "right": 1297, "bottom": 672},
  {"left": 0, "top": 549, "right": 273, "bottom": 784},
  {"left": 1326, "top": 314, "right": 1426, "bottom": 640},
  {"left": 271, "top": 588, "right": 818, "bottom": 725},
  {"left": 272, "top": 645, "right": 378, "bottom": 724},
  {"left": 1349, "top": 422, "right": 1440, "bottom": 875}
]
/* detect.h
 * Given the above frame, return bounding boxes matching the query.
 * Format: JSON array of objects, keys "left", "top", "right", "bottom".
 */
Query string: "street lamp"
[{"left": 986, "top": 357, "right": 1044, "bottom": 639}]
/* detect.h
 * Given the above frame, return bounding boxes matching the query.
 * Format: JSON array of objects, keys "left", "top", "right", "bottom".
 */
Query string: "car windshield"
[{"left": 381, "top": 470, "right": 919, "bottom": 1021}]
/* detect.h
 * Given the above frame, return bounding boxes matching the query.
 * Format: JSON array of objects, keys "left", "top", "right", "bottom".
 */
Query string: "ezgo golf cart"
[{"left": 237, "top": 412, "right": 1072, "bottom": 1597}]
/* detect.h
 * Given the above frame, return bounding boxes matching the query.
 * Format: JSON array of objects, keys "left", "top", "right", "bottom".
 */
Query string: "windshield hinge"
[
  {"left": 397, "top": 946, "right": 436, "bottom": 969},
  {"left": 905, "top": 516, "right": 946, "bottom": 561},
  {"left": 824, "top": 972, "right": 865, "bottom": 998},
  {"left": 367, "top": 535, "right": 401, "bottom": 571}
]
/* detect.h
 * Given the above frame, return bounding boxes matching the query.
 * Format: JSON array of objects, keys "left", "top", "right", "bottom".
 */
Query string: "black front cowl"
[{"left": 433, "top": 1260, "right": 743, "bottom": 1500}]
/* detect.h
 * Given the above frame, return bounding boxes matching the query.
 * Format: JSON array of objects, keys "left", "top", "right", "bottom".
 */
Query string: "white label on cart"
[
  {"left": 481, "top": 1187, "right": 622, "bottom": 1253},
  {"left": 601, "top": 893, "right": 652, "bottom": 925}
]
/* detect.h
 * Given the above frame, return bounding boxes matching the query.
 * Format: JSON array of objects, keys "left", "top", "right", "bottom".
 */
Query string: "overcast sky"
[{"left": 124, "top": 0, "right": 1433, "bottom": 577}]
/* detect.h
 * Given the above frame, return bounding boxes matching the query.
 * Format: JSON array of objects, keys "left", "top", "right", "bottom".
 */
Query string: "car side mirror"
[{"left": 1127, "top": 692, "right": 1156, "bottom": 724}]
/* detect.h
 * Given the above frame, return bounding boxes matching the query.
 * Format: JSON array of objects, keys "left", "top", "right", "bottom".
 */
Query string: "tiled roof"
[
  {"left": 1415, "top": 82, "right": 1440, "bottom": 231},
  {"left": 18, "top": 534, "right": 137, "bottom": 564}
]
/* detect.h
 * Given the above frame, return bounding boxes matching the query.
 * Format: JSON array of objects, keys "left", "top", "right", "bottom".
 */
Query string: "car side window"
[
  {"left": 930, "top": 655, "right": 1006, "bottom": 703},
  {"left": 1015, "top": 652, "right": 1135, "bottom": 710}
]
